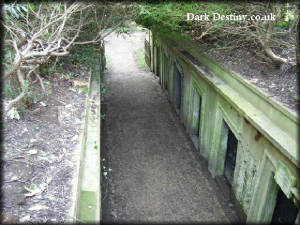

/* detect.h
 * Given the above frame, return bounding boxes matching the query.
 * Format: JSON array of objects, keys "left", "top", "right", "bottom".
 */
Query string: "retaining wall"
[
  {"left": 147, "top": 31, "right": 299, "bottom": 223},
  {"left": 70, "top": 43, "right": 105, "bottom": 223}
]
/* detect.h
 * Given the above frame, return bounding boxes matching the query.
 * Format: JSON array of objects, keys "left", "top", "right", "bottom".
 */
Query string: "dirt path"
[{"left": 101, "top": 31, "right": 239, "bottom": 223}]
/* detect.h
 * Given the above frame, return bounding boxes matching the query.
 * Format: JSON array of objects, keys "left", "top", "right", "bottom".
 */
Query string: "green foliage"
[
  {"left": 276, "top": 21, "right": 289, "bottom": 29},
  {"left": 94, "top": 141, "right": 98, "bottom": 150},
  {"left": 292, "top": 95, "right": 299, "bottom": 101},
  {"left": 7, "top": 107, "right": 20, "bottom": 120},
  {"left": 135, "top": 2, "right": 233, "bottom": 41},
  {"left": 101, "top": 82, "right": 106, "bottom": 95},
  {"left": 28, "top": 92, "right": 37, "bottom": 104},
  {"left": 28, "top": 3, "right": 36, "bottom": 11},
  {"left": 39, "top": 63, "right": 52, "bottom": 76},
  {"left": 47, "top": 88, "right": 52, "bottom": 95},
  {"left": 79, "top": 87, "right": 89, "bottom": 94},
  {"left": 115, "top": 26, "right": 132, "bottom": 35},
  {"left": 45, "top": 31, "right": 50, "bottom": 41},
  {"left": 3, "top": 4, "right": 28, "bottom": 19},
  {"left": 4, "top": 84, "right": 17, "bottom": 99},
  {"left": 136, "top": 1, "right": 298, "bottom": 65},
  {"left": 69, "top": 45, "right": 98, "bottom": 67},
  {"left": 214, "top": 42, "right": 222, "bottom": 48},
  {"left": 281, "top": 48, "right": 289, "bottom": 55},
  {"left": 17, "top": 105, "right": 26, "bottom": 116},
  {"left": 33, "top": 124, "right": 40, "bottom": 130},
  {"left": 136, "top": 48, "right": 146, "bottom": 69},
  {"left": 274, "top": 3, "right": 298, "bottom": 32},
  {"left": 23, "top": 80, "right": 29, "bottom": 94}
]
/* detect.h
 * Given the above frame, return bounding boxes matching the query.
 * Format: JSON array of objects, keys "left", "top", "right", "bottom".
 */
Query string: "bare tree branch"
[{"left": 2, "top": 2, "right": 137, "bottom": 114}]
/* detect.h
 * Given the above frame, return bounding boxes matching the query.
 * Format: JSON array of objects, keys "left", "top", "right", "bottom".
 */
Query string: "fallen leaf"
[
  {"left": 40, "top": 101, "right": 47, "bottom": 107},
  {"left": 11, "top": 175, "right": 19, "bottom": 181},
  {"left": 29, "top": 149, "right": 38, "bottom": 155},
  {"left": 7, "top": 107, "right": 20, "bottom": 120},
  {"left": 46, "top": 177, "right": 52, "bottom": 184},
  {"left": 72, "top": 80, "right": 88, "bottom": 87},
  {"left": 28, "top": 205, "right": 48, "bottom": 211},
  {"left": 24, "top": 189, "right": 40, "bottom": 197},
  {"left": 24, "top": 184, "right": 40, "bottom": 197},
  {"left": 30, "top": 138, "right": 37, "bottom": 143},
  {"left": 65, "top": 104, "right": 72, "bottom": 109},
  {"left": 37, "top": 156, "right": 48, "bottom": 161}
]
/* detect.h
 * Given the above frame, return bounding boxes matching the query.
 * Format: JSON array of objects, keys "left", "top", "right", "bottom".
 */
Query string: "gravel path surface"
[{"left": 101, "top": 31, "right": 240, "bottom": 223}]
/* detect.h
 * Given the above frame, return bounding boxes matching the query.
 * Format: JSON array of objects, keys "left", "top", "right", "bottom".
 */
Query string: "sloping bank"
[
  {"left": 69, "top": 44, "right": 105, "bottom": 223},
  {"left": 146, "top": 30, "right": 299, "bottom": 223}
]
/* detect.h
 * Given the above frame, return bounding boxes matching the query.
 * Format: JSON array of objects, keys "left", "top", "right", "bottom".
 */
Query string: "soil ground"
[
  {"left": 196, "top": 39, "right": 298, "bottom": 112},
  {"left": 1, "top": 47, "right": 92, "bottom": 223},
  {"left": 101, "top": 31, "right": 240, "bottom": 223}
]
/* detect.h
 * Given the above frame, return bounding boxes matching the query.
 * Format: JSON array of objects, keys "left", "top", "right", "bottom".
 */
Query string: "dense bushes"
[{"left": 136, "top": 1, "right": 299, "bottom": 65}]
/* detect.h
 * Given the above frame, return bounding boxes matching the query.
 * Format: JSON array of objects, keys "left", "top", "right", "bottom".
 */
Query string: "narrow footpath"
[{"left": 101, "top": 31, "right": 239, "bottom": 223}]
